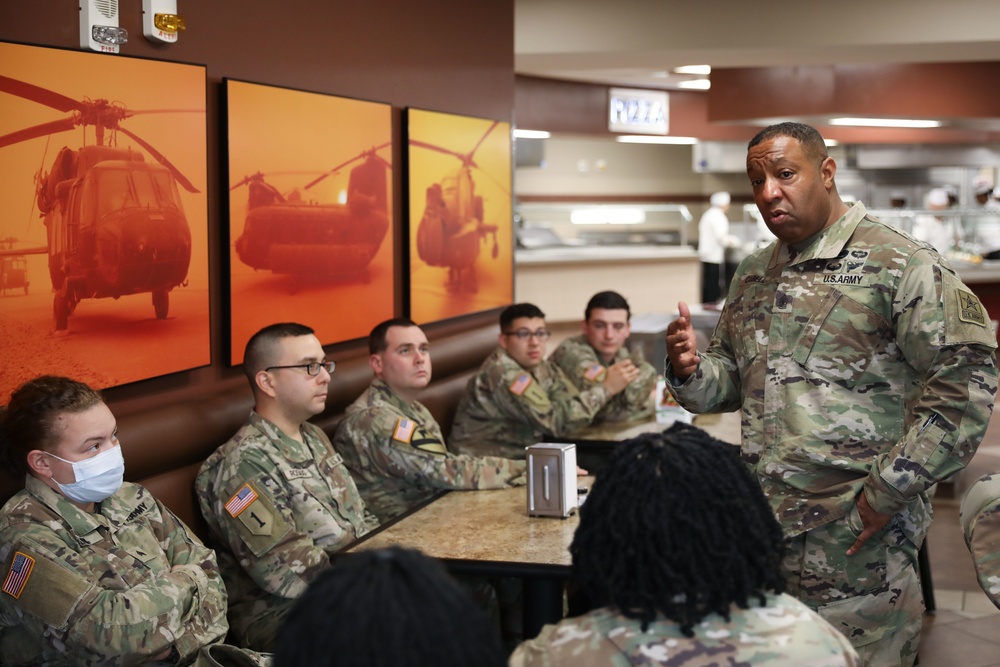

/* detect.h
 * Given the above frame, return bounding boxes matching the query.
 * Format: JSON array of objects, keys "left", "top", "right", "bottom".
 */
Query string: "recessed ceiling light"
[
  {"left": 677, "top": 79, "right": 711, "bottom": 90},
  {"left": 513, "top": 129, "right": 551, "bottom": 139},
  {"left": 615, "top": 135, "right": 698, "bottom": 144},
  {"left": 673, "top": 65, "right": 712, "bottom": 75},
  {"left": 828, "top": 118, "right": 942, "bottom": 128},
  {"left": 824, "top": 139, "right": 839, "bottom": 147}
]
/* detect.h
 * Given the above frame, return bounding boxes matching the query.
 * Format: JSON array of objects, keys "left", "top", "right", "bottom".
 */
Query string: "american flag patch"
[
  {"left": 225, "top": 484, "right": 258, "bottom": 517},
  {"left": 2, "top": 552, "right": 34, "bottom": 599},
  {"left": 393, "top": 417, "right": 416, "bottom": 443},
  {"left": 583, "top": 363, "right": 605, "bottom": 381},
  {"left": 509, "top": 373, "right": 532, "bottom": 396}
]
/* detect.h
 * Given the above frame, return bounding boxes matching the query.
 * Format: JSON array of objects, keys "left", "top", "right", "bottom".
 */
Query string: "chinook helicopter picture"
[
  {"left": 407, "top": 109, "right": 513, "bottom": 323},
  {"left": 0, "top": 72, "right": 200, "bottom": 331},
  {"left": 224, "top": 78, "right": 395, "bottom": 365},
  {"left": 229, "top": 142, "right": 391, "bottom": 282},
  {"left": 0, "top": 41, "right": 210, "bottom": 401}
]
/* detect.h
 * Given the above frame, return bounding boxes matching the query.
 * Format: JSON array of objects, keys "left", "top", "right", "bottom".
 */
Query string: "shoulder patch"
[
  {"left": 583, "top": 363, "right": 606, "bottom": 382},
  {"left": 393, "top": 417, "right": 416, "bottom": 444},
  {"left": 942, "top": 272, "right": 998, "bottom": 348},
  {"left": 958, "top": 289, "right": 988, "bottom": 326},
  {"left": 225, "top": 483, "right": 259, "bottom": 518},
  {"left": 2, "top": 552, "right": 33, "bottom": 599},
  {"left": 509, "top": 373, "right": 533, "bottom": 396}
]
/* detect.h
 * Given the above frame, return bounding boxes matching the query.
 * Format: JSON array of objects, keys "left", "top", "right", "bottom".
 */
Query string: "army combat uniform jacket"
[
  {"left": 195, "top": 412, "right": 377, "bottom": 652},
  {"left": 549, "top": 335, "right": 657, "bottom": 423},
  {"left": 0, "top": 477, "right": 230, "bottom": 666},
  {"left": 450, "top": 348, "right": 612, "bottom": 459},
  {"left": 509, "top": 594, "right": 859, "bottom": 667},
  {"left": 667, "top": 202, "right": 998, "bottom": 544},
  {"left": 333, "top": 378, "right": 526, "bottom": 523}
]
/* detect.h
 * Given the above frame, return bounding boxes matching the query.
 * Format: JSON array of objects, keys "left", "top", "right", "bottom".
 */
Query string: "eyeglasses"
[
  {"left": 265, "top": 361, "right": 336, "bottom": 376},
  {"left": 503, "top": 329, "right": 551, "bottom": 341}
]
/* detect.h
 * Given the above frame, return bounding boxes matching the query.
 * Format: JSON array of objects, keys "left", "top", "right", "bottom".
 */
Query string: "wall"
[{"left": 0, "top": 1, "right": 514, "bottom": 412}]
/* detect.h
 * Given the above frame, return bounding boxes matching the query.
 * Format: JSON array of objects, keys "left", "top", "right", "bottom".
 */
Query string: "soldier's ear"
[
  {"left": 256, "top": 370, "right": 278, "bottom": 398},
  {"left": 26, "top": 450, "right": 54, "bottom": 479},
  {"left": 369, "top": 353, "right": 383, "bottom": 376}
]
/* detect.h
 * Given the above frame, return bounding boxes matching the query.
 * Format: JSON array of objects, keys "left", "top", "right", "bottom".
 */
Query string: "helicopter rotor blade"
[
  {"left": 304, "top": 142, "right": 393, "bottom": 190},
  {"left": 118, "top": 125, "right": 200, "bottom": 194},
  {"left": 0, "top": 75, "right": 85, "bottom": 113},
  {"left": 472, "top": 166, "right": 511, "bottom": 197},
  {"left": 409, "top": 139, "right": 467, "bottom": 163},
  {"left": 0, "top": 246, "right": 48, "bottom": 258},
  {"left": 467, "top": 120, "right": 501, "bottom": 163},
  {"left": 0, "top": 117, "right": 77, "bottom": 149}
]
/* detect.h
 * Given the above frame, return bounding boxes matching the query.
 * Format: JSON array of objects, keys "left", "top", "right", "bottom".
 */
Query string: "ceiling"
[{"left": 515, "top": 0, "right": 1000, "bottom": 92}]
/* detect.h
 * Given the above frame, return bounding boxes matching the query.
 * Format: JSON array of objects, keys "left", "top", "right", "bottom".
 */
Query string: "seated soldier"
[
  {"left": 333, "top": 318, "right": 526, "bottom": 523},
  {"left": 195, "top": 323, "right": 378, "bottom": 652},
  {"left": 510, "top": 424, "right": 859, "bottom": 666},
  {"left": 549, "top": 290, "right": 656, "bottom": 423},
  {"left": 0, "top": 376, "right": 269, "bottom": 667},
  {"left": 450, "top": 303, "right": 637, "bottom": 459}
]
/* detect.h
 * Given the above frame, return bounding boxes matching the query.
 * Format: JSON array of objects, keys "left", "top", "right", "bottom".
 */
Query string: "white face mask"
[{"left": 47, "top": 446, "right": 125, "bottom": 503}]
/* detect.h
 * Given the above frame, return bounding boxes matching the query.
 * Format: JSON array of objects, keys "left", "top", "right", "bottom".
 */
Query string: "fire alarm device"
[
  {"left": 143, "top": 0, "right": 186, "bottom": 44},
  {"left": 80, "top": 0, "right": 127, "bottom": 53}
]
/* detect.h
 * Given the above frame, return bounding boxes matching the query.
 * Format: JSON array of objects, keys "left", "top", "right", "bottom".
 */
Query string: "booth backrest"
[{"left": 0, "top": 319, "right": 499, "bottom": 541}]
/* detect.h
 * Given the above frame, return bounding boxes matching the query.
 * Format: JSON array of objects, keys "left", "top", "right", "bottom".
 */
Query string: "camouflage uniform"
[
  {"left": 450, "top": 348, "right": 613, "bottom": 459},
  {"left": 195, "top": 412, "right": 377, "bottom": 652},
  {"left": 509, "top": 594, "right": 859, "bottom": 667},
  {"left": 0, "top": 476, "right": 263, "bottom": 666},
  {"left": 549, "top": 335, "right": 657, "bottom": 423},
  {"left": 960, "top": 472, "right": 1000, "bottom": 609},
  {"left": 666, "top": 203, "right": 998, "bottom": 663},
  {"left": 333, "top": 378, "right": 526, "bottom": 523}
]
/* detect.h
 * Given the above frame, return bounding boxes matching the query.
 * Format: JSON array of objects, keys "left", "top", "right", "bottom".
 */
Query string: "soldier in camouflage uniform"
[
  {"left": 450, "top": 303, "right": 639, "bottom": 459},
  {"left": 0, "top": 376, "right": 269, "bottom": 667},
  {"left": 333, "top": 318, "right": 526, "bottom": 523},
  {"left": 196, "top": 323, "right": 378, "bottom": 652},
  {"left": 666, "top": 123, "right": 998, "bottom": 667},
  {"left": 510, "top": 427, "right": 859, "bottom": 667},
  {"left": 550, "top": 291, "right": 657, "bottom": 423},
  {"left": 960, "top": 472, "right": 1000, "bottom": 609}
]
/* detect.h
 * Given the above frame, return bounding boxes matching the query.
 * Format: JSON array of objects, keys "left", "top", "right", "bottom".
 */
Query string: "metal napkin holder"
[{"left": 526, "top": 442, "right": 577, "bottom": 518}]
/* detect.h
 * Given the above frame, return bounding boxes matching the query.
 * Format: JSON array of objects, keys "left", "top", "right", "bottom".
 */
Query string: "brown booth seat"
[{"left": 0, "top": 318, "right": 500, "bottom": 542}]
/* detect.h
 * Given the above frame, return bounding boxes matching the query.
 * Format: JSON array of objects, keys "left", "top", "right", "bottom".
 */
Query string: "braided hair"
[
  {"left": 275, "top": 547, "right": 507, "bottom": 667},
  {"left": 569, "top": 422, "right": 786, "bottom": 636}
]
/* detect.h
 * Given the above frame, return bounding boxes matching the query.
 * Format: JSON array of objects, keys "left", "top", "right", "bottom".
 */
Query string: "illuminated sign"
[{"left": 608, "top": 88, "right": 669, "bottom": 135}]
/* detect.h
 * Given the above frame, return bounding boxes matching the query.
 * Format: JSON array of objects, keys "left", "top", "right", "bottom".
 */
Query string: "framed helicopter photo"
[
  {"left": 0, "top": 41, "right": 210, "bottom": 402},
  {"left": 405, "top": 108, "right": 514, "bottom": 324},
  {"left": 223, "top": 79, "right": 395, "bottom": 365}
]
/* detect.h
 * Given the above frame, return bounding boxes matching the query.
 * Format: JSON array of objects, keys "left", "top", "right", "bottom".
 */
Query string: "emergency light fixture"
[
  {"left": 80, "top": 0, "right": 127, "bottom": 53},
  {"left": 143, "top": 0, "right": 186, "bottom": 43}
]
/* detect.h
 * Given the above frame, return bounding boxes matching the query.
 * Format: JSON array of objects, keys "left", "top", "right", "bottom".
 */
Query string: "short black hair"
[
  {"left": 0, "top": 376, "right": 103, "bottom": 476},
  {"left": 274, "top": 547, "right": 507, "bottom": 667},
  {"left": 748, "top": 121, "right": 829, "bottom": 164},
  {"left": 369, "top": 318, "right": 419, "bottom": 354},
  {"left": 243, "top": 322, "right": 315, "bottom": 384},
  {"left": 585, "top": 291, "right": 631, "bottom": 321},
  {"left": 570, "top": 424, "right": 787, "bottom": 636},
  {"left": 499, "top": 303, "right": 545, "bottom": 332}
]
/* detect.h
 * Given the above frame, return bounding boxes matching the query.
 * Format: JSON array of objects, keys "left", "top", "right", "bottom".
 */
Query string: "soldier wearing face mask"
[{"left": 0, "top": 376, "right": 270, "bottom": 667}]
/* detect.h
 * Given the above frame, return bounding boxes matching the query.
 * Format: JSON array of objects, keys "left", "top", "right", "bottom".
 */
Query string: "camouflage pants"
[{"left": 783, "top": 506, "right": 924, "bottom": 667}]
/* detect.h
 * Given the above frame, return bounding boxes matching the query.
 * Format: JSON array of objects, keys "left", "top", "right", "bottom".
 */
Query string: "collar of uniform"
[
  {"left": 23, "top": 474, "right": 116, "bottom": 545},
  {"left": 247, "top": 410, "right": 317, "bottom": 463},
  {"left": 371, "top": 377, "right": 421, "bottom": 412},
  {"left": 767, "top": 201, "right": 868, "bottom": 270}
]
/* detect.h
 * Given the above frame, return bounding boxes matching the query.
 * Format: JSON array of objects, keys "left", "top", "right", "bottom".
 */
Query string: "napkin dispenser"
[{"left": 526, "top": 443, "right": 577, "bottom": 518}]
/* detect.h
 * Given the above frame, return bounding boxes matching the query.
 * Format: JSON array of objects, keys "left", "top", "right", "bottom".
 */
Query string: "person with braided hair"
[{"left": 509, "top": 424, "right": 858, "bottom": 667}]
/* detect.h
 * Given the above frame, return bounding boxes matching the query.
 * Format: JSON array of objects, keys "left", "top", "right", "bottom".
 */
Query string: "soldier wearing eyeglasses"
[
  {"left": 549, "top": 291, "right": 656, "bottom": 424},
  {"left": 450, "top": 303, "right": 638, "bottom": 459},
  {"left": 195, "top": 322, "right": 378, "bottom": 652}
]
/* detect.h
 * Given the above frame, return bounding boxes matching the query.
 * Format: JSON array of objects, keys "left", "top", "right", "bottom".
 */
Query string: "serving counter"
[{"left": 514, "top": 245, "right": 699, "bottom": 322}]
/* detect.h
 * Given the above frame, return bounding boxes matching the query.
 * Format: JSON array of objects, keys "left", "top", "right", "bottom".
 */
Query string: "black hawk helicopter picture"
[{"left": 0, "top": 72, "right": 201, "bottom": 331}]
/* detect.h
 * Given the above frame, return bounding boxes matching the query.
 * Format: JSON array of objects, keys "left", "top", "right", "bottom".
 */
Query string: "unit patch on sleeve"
[
  {"left": 393, "top": 417, "right": 416, "bottom": 443},
  {"left": 2, "top": 552, "right": 34, "bottom": 599},
  {"left": 225, "top": 483, "right": 259, "bottom": 518}
]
